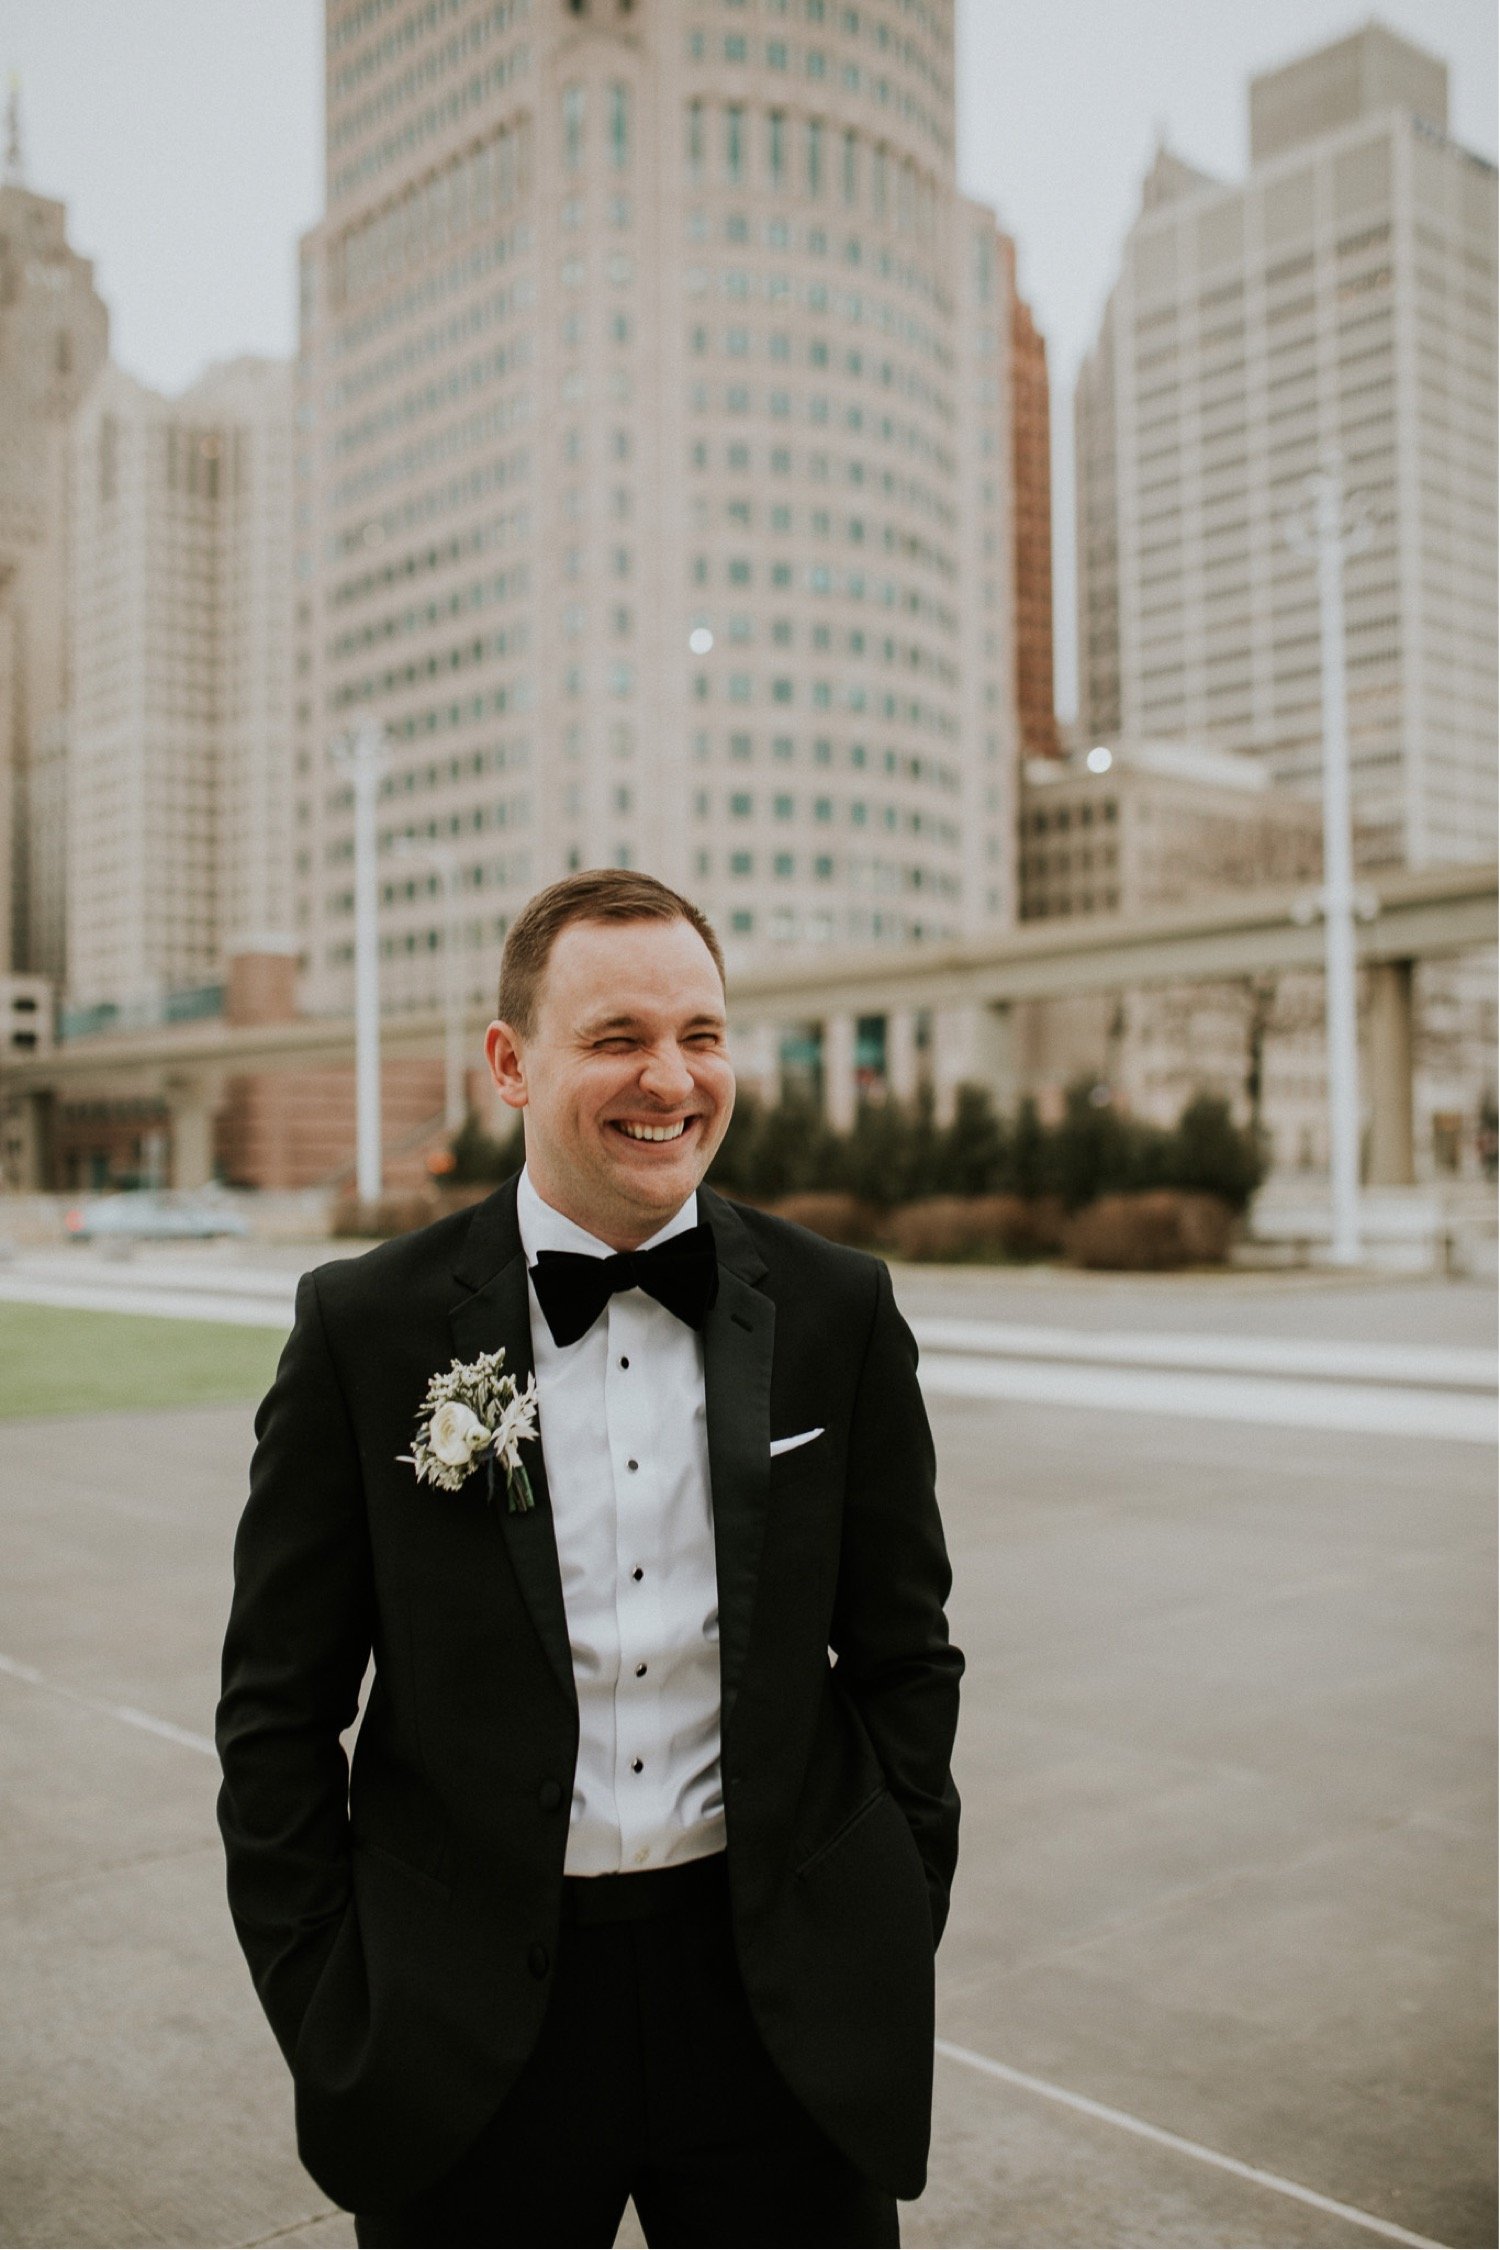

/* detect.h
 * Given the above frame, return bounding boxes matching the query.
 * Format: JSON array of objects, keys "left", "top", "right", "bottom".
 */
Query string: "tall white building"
[
  {"left": 67, "top": 357, "right": 296, "bottom": 1016},
  {"left": 296, "top": 0, "right": 1026, "bottom": 1026},
  {"left": 0, "top": 107, "right": 110, "bottom": 982},
  {"left": 1075, "top": 21, "right": 1497, "bottom": 872}
]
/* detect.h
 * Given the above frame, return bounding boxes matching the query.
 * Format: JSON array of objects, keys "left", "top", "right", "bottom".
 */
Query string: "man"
[{"left": 217, "top": 869, "right": 963, "bottom": 2248}]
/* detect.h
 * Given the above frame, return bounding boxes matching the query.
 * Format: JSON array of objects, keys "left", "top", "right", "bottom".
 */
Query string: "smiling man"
[{"left": 217, "top": 869, "right": 963, "bottom": 2249}]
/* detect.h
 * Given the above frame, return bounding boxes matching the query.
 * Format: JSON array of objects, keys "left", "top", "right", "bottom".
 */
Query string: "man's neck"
[{"left": 521, "top": 1161, "right": 695, "bottom": 1255}]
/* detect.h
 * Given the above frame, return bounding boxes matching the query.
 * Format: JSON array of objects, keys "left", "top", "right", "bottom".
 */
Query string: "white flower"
[
  {"left": 399, "top": 1347, "right": 539, "bottom": 1511},
  {"left": 488, "top": 1376, "right": 539, "bottom": 1473},
  {"left": 428, "top": 1400, "right": 491, "bottom": 1467}
]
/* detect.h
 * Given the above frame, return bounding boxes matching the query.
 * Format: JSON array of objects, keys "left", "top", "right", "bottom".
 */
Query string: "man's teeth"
[{"left": 619, "top": 1120, "right": 688, "bottom": 1142}]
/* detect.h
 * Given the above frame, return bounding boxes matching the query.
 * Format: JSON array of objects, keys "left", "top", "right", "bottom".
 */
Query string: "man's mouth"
[{"left": 612, "top": 1119, "right": 692, "bottom": 1143}]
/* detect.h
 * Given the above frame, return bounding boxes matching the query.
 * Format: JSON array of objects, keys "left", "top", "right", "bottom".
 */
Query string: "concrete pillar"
[
  {"left": 166, "top": 1076, "right": 217, "bottom": 1190},
  {"left": 823, "top": 1012, "right": 857, "bottom": 1133},
  {"left": 1365, "top": 958, "right": 1416, "bottom": 1186},
  {"left": 729, "top": 1018, "right": 781, "bottom": 1108},
  {"left": 887, "top": 1010, "right": 921, "bottom": 1105},
  {"left": 933, "top": 1002, "right": 1015, "bottom": 1124}
]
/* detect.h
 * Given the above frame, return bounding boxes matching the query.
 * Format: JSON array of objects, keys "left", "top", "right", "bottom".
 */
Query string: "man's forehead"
[{"left": 545, "top": 919, "right": 725, "bottom": 1024}]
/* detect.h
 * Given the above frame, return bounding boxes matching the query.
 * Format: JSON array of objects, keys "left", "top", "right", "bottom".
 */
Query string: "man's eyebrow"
[{"left": 580, "top": 1010, "right": 727, "bottom": 1035}]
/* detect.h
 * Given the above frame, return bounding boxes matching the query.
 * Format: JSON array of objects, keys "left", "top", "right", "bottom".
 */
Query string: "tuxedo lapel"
[
  {"left": 449, "top": 1181, "right": 576, "bottom": 1710},
  {"left": 700, "top": 1189, "right": 773, "bottom": 1720}
]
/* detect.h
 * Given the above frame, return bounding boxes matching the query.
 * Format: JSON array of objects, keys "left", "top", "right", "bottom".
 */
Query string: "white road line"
[
  {"left": 919, "top": 1350, "right": 1498, "bottom": 1445},
  {"left": 934, "top": 2039, "right": 1441, "bottom": 2248},
  {"left": 910, "top": 1318, "right": 1496, "bottom": 1393},
  {"left": 0, "top": 1274, "right": 294, "bottom": 1329},
  {"left": 0, "top": 1652, "right": 217, "bottom": 1757}
]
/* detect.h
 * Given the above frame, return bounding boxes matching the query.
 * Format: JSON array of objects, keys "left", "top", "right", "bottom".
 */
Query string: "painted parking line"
[
  {"left": 934, "top": 2039, "right": 1440, "bottom": 2248},
  {"left": 0, "top": 1652, "right": 1447, "bottom": 2249},
  {"left": 918, "top": 1349, "right": 1498, "bottom": 1445},
  {"left": 909, "top": 1317, "right": 1496, "bottom": 1393},
  {"left": 0, "top": 1651, "right": 217, "bottom": 1756}
]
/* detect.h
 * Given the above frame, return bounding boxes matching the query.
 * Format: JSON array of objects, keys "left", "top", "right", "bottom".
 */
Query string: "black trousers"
[{"left": 354, "top": 1853, "right": 899, "bottom": 2249}]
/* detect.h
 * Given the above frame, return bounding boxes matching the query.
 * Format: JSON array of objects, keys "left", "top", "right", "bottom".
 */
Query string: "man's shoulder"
[
  {"left": 305, "top": 1185, "right": 512, "bottom": 1318},
  {"left": 706, "top": 1187, "right": 887, "bottom": 1305}
]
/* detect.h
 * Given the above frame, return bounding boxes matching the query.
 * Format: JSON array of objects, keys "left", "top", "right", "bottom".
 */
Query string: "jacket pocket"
[
  {"left": 793, "top": 1782, "right": 889, "bottom": 1881},
  {"left": 353, "top": 1831, "right": 452, "bottom": 1900}
]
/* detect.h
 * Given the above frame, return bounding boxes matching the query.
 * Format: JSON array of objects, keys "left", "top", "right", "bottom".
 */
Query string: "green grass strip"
[{"left": 0, "top": 1301, "right": 285, "bottom": 1421}]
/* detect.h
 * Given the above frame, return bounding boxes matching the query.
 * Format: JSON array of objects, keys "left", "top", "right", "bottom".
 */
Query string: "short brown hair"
[{"left": 497, "top": 868, "right": 727, "bottom": 1039}]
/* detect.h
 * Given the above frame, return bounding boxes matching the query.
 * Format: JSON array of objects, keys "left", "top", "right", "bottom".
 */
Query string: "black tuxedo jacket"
[{"left": 216, "top": 1177, "right": 963, "bottom": 2209}]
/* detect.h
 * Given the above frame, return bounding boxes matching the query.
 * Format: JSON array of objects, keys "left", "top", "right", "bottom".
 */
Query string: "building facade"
[
  {"left": 1075, "top": 22, "right": 1497, "bottom": 872},
  {"left": 67, "top": 357, "right": 296, "bottom": 1017},
  {"left": 0, "top": 115, "right": 110, "bottom": 984},
  {"left": 295, "top": 0, "right": 1039, "bottom": 1037}
]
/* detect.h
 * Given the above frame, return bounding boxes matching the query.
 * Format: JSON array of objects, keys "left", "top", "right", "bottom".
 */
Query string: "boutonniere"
[{"left": 398, "top": 1348, "right": 539, "bottom": 1513}]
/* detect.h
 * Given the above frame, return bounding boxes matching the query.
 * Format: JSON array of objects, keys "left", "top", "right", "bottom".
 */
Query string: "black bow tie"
[{"left": 529, "top": 1222, "right": 719, "bottom": 1349}]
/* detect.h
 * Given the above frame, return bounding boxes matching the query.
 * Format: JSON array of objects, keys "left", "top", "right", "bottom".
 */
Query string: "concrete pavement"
[{"left": 0, "top": 1269, "right": 1493, "bottom": 2246}]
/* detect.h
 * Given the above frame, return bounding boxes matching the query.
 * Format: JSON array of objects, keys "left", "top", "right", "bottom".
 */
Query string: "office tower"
[
  {"left": 0, "top": 95, "right": 110, "bottom": 981},
  {"left": 1002, "top": 236, "right": 1058, "bottom": 760},
  {"left": 67, "top": 357, "right": 296, "bottom": 1016},
  {"left": 1016, "top": 739, "right": 1329, "bottom": 1164},
  {"left": 1075, "top": 22, "right": 1497, "bottom": 871},
  {"left": 296, "top": 0, "right": 1035, "bottom": 1029}
]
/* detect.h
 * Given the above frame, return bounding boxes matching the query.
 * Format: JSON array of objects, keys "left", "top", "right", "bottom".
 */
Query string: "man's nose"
[{"left": 637, "top": 1045, "right": 696, "bottom": 1103}]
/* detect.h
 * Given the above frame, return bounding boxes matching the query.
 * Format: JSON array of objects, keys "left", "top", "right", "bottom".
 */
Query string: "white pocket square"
[{"left": 769, "top": 1427, "right": 825, "bottom": 1458}]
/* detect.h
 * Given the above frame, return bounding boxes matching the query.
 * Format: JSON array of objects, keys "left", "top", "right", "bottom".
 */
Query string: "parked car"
[{"left": 63, "top": 1191, "right": 251, "bottom": 1241}]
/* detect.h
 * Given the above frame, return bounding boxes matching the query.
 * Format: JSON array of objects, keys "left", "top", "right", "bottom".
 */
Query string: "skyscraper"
[
  {"left": 0, "top": 93, "right": 109, "bottom": 981},
  {"left": 295, "top": 0, "right": 1036, "bottom": 1031},
  {"left": 67, "top": 358, "right": 296, "bottom": 1016},
  {"left": 1075, "top": 22, "right": 1497, "bottom": 871}
]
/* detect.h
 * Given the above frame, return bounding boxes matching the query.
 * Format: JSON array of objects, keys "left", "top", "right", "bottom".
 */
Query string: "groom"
[{"left": 217, "top": 869, "right": 963, "bottom": 2248}]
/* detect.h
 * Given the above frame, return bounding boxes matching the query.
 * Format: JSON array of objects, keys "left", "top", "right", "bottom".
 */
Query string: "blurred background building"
[
  {"left": 1070, "top": 20, "right": 1497, "bottom": 1179},
  {"left": 1075, "top": 21, "right": 1496, "bottom": 870},
  {"left": 0, "top": 93, "right": 108, "bottom": 988},
  {"left": 65, "top": 357, "right": 297, "bottom": 1028},
  {"left": 293, "top": 0, "right": 1036, "bottom": 1034}
]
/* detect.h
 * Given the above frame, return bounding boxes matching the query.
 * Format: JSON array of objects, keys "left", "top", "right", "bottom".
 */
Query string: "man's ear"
[{"left": 485, "top": 1020, "right": 528, "bottom": 1110}]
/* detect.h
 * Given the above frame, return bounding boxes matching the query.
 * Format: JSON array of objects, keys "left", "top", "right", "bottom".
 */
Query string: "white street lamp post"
[
  {"left": 335, "top": 719, "right": 389, "bottom": 1207},
  {"left": 1287, "top": 458, "right": 1371, "bottom": 1267}
]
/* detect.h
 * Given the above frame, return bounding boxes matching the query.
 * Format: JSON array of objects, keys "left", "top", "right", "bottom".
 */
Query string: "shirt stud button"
[
  {"left": 626, "top": 1458, "right": 639, "bottom": 1472},
  {"left": 631, "top": 1566, "right": 644, "bottom": 1582},
  {"left": 631, "top": 1757, "right": 644, "bottom": 1774},
  {"left": 620, "top": 1356, "right": 630, "bottom": 1369},
  {"left": 635, "top": 1662, "right": 647, "bottom": 1677}
]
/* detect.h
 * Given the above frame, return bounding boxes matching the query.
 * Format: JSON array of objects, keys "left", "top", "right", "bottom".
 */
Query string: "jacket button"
[
  {"left": 527, "top": 1942, "right": 550, "bottom": 1979},
  {"left": 538, "top": 1779, "right": 563, "bottom": 1813}
]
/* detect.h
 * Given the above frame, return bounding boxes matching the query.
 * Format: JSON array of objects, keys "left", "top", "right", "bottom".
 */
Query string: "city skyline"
[{"left": 4, "top": 0, "right": 1494, "bottom": 718}]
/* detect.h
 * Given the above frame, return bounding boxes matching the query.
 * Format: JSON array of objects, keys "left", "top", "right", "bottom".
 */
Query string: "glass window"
[
  {"left": 842, "top": 131, "right": 858, "bottom": 204},
  {"left": 768, "top": 110, "right": 786, "bottom": 187},
  {"left": 686, "top": 101, "right": 704, "bottom": 184},
  {"left": 726, "top": 106, "right": 745, "bottom": 186},
  {"left": 806, "top": 118, "right": 823, "bottom": 199},
  {"left": 610, "top": 84, "right": 630, "bottom": 171},
  {"left": 563, "top": 85, "right": 585, "bottom": 174}
]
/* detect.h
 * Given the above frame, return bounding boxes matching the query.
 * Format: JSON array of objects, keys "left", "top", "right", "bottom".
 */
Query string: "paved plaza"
[{"left": 0, "top": 1263, "right": 1494, "bottom": 2247}]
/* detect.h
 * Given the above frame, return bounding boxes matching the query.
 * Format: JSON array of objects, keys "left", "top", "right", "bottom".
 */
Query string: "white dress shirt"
[{"left": 517, "top": 1163, "right": 725, "bottom": 1876}]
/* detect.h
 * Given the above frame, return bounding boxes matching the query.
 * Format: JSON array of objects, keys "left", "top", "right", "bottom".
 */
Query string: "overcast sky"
[{"left": 3, "top": 0, "right": 1494, "bottom": 714}]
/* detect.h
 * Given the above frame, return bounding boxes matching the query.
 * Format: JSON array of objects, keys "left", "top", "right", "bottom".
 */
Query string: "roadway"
[{"left": 0, "top": 1255, "right": 1493, "bottom": 2246}]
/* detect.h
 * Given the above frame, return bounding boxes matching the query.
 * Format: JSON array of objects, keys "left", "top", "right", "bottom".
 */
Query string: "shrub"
[
  {"left": 1064, "top": 1189, "right": 1235, "bottom": 1271},
  {"left": 1162, "top": 1094, "right": 1265, "bottom": 1213},
  {"left": 764, "top": 1191, "right": 886, "bottom": 1248},
  {"left": 447, "top": 1111, "right": 524, "bottom": 1184},
  {"left": 332, "top": 1183, "right": 493, "bottom": 1239},
  {"left": 884, "top": 1192, "right": 1066, "bottom": 1263}
]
